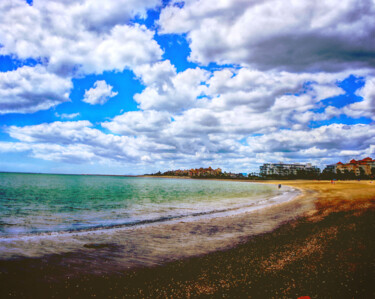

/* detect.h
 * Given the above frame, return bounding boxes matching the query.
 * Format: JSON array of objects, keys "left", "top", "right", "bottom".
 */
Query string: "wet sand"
[{"left": 1, "top": 180, "right": 375, "bottom": 298}]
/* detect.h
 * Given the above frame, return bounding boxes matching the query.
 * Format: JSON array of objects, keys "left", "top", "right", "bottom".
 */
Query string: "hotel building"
[
  {"left": 260, "top": 162, "right": 320, "bottom": 176},
  {"left": 334, "top": 157, "right": 375, "bottom": 176}
]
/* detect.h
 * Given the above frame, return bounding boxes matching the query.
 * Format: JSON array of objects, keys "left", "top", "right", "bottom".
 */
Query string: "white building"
[{"left": 260, "top": 162, "right": 320, "bottom": 176}]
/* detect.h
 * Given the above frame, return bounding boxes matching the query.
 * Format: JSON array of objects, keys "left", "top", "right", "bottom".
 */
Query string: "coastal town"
[
  {"left": 150, "top": 157, "right": 375, "bottom": 180},
  {"left": 150, "top": 167, "right": 246, "bottom": 178},
  {"left": 325, "top": 157, "right": 375, "bottom": 176}
]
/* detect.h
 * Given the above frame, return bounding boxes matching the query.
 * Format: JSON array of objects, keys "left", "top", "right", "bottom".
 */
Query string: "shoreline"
[
  {"left": 1, "top": 183, "right": 297, "bottom": 239},
  {"left": 0, "top": 182, "right": 301, "bottom": 263},
  {"left": 1, "top": 180, "right": 374, "bottom": 297}
]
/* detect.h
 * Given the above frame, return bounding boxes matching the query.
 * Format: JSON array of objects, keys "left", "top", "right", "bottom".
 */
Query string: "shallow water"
[
  {"left": 0, "top": 173, "right": 283, "bottom": 236},
  {"left": 0, "top": 173, "right": 307, "bottom": 270}
]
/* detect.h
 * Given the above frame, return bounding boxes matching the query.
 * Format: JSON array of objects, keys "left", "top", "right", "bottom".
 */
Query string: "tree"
[{"left": 359, "top": 167, "right": 366, "bottom": 179}]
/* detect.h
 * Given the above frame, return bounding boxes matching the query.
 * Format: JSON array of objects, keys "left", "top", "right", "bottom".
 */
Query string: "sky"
[{"left": 0, "top": 0, "right": 374, "bottom": 175}]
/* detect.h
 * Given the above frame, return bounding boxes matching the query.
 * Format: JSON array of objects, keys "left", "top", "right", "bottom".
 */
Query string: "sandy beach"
[{"left": 1, "top": 180, "right": 374, "bottom": 298}]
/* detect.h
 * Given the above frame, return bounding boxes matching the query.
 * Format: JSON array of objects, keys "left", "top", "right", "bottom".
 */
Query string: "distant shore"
[{"left": 1, "top": 180, "right": 374, "bottom": 298}]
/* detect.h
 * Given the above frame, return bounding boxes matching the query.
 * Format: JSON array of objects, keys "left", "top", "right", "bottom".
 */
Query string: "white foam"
[{"left": 0, "top": 186, "right": 299, "bottom": 244}]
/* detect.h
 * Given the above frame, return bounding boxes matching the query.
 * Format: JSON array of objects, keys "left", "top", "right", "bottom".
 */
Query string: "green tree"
[{"left": 359, "top": 167, "right": 366, "bottom": 179}]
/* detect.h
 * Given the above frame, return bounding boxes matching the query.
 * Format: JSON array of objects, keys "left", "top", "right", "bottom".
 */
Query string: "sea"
[{"left": 0, "top": 173, "right": 304, "bottom": 271}]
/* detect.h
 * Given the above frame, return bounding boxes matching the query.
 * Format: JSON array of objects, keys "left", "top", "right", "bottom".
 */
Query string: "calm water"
[
  {"left": 0, "top": 173, "right": 305, "bottom": 268},
  {"left": 0, "top": 173, "right": 281, "bottom": 236}
]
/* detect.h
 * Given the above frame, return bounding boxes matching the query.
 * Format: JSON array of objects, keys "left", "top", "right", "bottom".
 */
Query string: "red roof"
[
  {"left": 350, "top": 159, "right": 357, "bottom": 164},
  {"left": 337, "top": 162, "right": 343, "bottom": 165},
  {"left": 361, "top": 157, "right": 372, "bottom": 162}
]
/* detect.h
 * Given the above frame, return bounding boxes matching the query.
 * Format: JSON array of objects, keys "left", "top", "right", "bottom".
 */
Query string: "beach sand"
[{"left": 1, "top": 180, "right": 374, "bottom": 298}]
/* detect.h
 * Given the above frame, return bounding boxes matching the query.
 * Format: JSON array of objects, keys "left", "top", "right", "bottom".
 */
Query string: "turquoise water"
[{"left": 0, "top": 173, "right": 281, "bottom": 236}]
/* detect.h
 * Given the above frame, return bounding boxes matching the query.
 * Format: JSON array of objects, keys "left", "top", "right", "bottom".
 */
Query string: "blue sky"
[{"left": 0, "top": 0, "right": 374, "bottom": 174}]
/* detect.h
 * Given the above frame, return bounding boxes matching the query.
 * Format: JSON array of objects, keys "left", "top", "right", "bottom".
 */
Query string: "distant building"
[
  {"left": 323, "top": 164, "right": 337, "bottom": 173},
  {"left": 160, "top": 167, "right": 223, "bottom": 177},
  {"left": 332, "top": 157, "right": 375, "bottom": 176},
  {"left": 188, "top": 167, "right": 222, "bottom": 177},
  {"left": 260, "top": 162, "right": 320, "bottom": 177}
]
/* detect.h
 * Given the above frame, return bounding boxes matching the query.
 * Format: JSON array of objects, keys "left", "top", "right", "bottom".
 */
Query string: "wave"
[{"left": 0, "top": 188, "right": 298, "bottom": 242}]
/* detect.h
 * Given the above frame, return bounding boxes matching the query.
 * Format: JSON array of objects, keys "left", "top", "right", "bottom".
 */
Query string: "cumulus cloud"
[
  {"left": 159, "top": 0, "right": 375, "bottom": 71},
  {"left": 83, "top": 80, "right": 118, "bottom": 105},
  {"left": 44, "top": 0, "right": 161, "bottom": 32},
  {"left": 0, "top": 65, "right": 72, "bottom": 114},
  {"left": 105, "top": 67, "right": 367, "bottom": 146},
  {"left": 0, "top": 142, "right": 32, "bottom": 153},
  {"left": 246, "top": 124, "right": 375, "bottom": 156},
  {"left": 0, "top": 0, "right": 164, "bottom": 115},
  {"left": 3, "top": 120, "right": 374, "bottom": 172},
  {"left": 2, "top": 60, "right": 371, "bottom": 171},
  {"left": 0, "top": 0, "right": 374, "bottom": 173},
  {"left": 132, "top": 62, "right": 351, "bottom": 115},
  {"left": 102, "top": 110, "right": 172, "bottom": 137},
  {"left": 7, "top": 121, "right": 94, "bottom": 143},
  {"left": 164, "top": 107, "right": 277, "bottom": 139},
  {"left": 206, "top": 68, "right": 348, "bottom": 112},
  {"left": 134, "top": 64, "right": 209, "bottom": 112},
  {"left": 134, "top": 60, "right": 177, "bottom": 88},
  {"left": 0, "top": 0, "right": 163, "bottom": 75},
  {"left": 4, "top": 121, "right": 175, "bottom": 164},
  {"left": 97, "top": 65, "right": 375, "bottom": 171},
  {"left": 342, "top": 76, "right": 375, "bottom": 120}
]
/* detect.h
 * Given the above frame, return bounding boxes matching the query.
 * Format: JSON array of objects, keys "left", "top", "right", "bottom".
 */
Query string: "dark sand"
[{"left": 1, "top": 180, "right": 374, "bottom": 298}]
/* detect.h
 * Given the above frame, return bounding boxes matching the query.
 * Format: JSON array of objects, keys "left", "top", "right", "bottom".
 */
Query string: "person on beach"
[{"left": 278, "top": 184, "right": 281, "bottom": 189}]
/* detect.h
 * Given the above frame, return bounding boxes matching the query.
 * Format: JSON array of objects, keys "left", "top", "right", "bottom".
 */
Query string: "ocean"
[{"left": 0, "top": 173, "right": 302, "bottom": 269}]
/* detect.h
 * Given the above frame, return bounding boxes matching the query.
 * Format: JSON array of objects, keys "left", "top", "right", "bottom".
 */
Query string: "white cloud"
[
  {"left": 44, "top": 0, "right": 161, "bottom": 32},
  {"left": 342, "top": 76, "right": 375, "bottom": 120},
  {"left": 0, "top": 142, "right": 32, "bottom": 153},
  {"left": 4, "top": 121, "right": 176, "bottom": 165},
  {"left": 102, "top": 68, "right": 371, "bottom": 164},
  {"left": 206, "top": 68, "right": 348, "bottom": 112},
  {"left": 83, "top": 80, "right": 118, "bottom": 105},
  {"left": 0, "top": 0, "right": 164, "bottom": 115},
  {"left": 0, "top": 0, "right": 163, "bottom": 75},
  {"left": 134, "top": 60, "right": 177, "bottom": 88},
  {"left": 2, "top": 119, "right": 375, "bottom": 173},
  {"left": 132, "top": 63, "right": 350, "bottom": 115},
  {"left": 159, "top": 0, "right": 375, "bottom": 71},
  {"left": 165, "top": 107, "right": 278, "bottom": 139},
  {"left": 246, "top": 124, "right": 375, "bottom": 155},
  {"left": 7, "top": 121, "right": 94, "bottom": 143},
  {"left": 99, "top": 66, "right": 375, "bottom": 172},
  {"left": 134, "top": 65, "right": 209, "bottom": 112},
  {"left": 55, "top": 112, "right": 80, "bottom": 119},
  {"left": 0, "top": 65, "right": 72, "bottom": 114},
  {"left": 102, "top": 110, "right": 171, "bottom": 136},
  {"left": 2, "top": 61, "right": 370, "bottom": 172},
  {"left": 0, "top": 0, "right": 374, "bottom": 174}
]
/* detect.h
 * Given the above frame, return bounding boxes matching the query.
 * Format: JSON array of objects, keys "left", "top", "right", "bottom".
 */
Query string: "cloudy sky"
[{"left": 0, "top": 0, "right": 374, "bottom": 175}]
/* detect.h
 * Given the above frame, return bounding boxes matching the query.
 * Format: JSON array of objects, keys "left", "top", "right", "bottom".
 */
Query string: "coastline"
[
  {"left": 1, "top": 180, "right": 374, "bottom": 298},
  {"left": 0, "top": 181, "right": 301, "bottom": 263}
]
